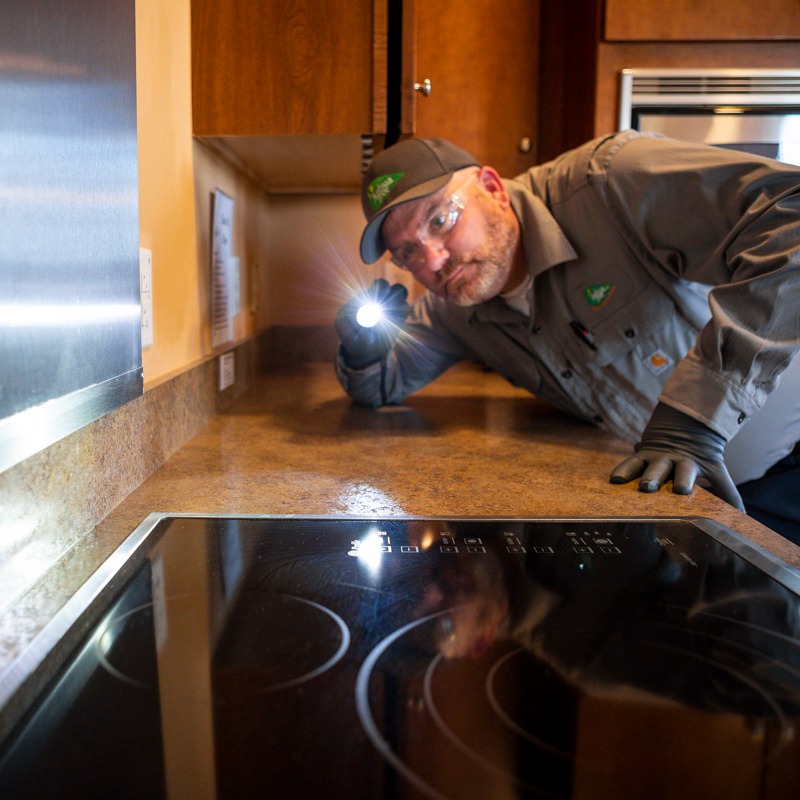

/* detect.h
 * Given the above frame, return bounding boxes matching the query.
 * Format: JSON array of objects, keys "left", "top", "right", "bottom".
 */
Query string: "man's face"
[{"left": 380, "top": 168, "right": 519, "bottom": 307}]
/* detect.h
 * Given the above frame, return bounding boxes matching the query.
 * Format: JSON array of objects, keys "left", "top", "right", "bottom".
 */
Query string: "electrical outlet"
[
  {"left": 139, "top": 248, "right": 153, "bottom": 348},
  {"left": 219, "top": 351, "right": 235, "bottom": 391}
]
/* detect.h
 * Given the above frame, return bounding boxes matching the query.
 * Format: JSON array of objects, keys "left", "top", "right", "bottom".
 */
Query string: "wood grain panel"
[
  {"left": 192, "top": 0, "right": 377, "bottom": 136},
  {"left": 413, "top": 0, "right": 541, "bottom": 175},
  {"left": 605, "top": 0, "right": 800, "bottom": 41}
]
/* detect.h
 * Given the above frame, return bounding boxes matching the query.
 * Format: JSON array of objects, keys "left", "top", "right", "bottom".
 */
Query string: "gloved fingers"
[
  {"left": 609, "top": 455, "right": 646, "bottom": 485},
  {"left": 384, "top": 282, "right": 409, "bottom": 306},
  {"left": 672, "top": 458, "right": 700, "bottom": 495},
  {"left": 370, "top": 278, "right": 390, "bottom": 299},
  {"left": 334, "top": 309, "right": 360, "bottom": 343},
  {"left": 706, "top": 465, "right": 746, "bottom": 511},
  {"left": 638, "top": 456, "right": 674, "bottom": 493}
]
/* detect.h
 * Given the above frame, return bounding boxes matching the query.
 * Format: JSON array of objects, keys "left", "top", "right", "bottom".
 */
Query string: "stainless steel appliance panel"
[
  {"left": 619, "top": 68, "right": 800, "bottom": 166},
  {"left": 0, "top": 0, "right": 141, "bottom": 472}
]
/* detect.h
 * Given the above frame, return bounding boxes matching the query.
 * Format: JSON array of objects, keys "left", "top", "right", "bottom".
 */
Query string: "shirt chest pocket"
[{"left": 565, "top": 271, "right": 677, "bottom": 368}]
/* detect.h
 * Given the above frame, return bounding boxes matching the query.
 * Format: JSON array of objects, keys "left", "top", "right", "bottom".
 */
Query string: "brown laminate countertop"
[
  {"left": 100, "top": 361, "right": 800, "bottom": 567},
  {"left": 4, "top": 361, "right": 799, "bottom": 684}
]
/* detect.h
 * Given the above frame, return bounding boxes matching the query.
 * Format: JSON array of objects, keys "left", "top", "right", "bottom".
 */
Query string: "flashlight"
[{"left": 355, "top": 301, "right": 384, "bottom": 328}]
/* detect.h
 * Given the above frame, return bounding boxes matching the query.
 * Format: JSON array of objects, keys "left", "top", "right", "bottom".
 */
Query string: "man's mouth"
[{"left": 441, "top": 263, "right": 465, "bottom": 296}]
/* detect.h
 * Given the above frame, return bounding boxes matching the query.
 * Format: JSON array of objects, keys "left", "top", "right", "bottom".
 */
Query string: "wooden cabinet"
[
  {"left": 605, "top": 0, "right": 800, "bottom": 41},
  {"left": 192, "top": 0, "right": 384, "bottom": 136},
  {"left": 192, "top": 0, "right": 540, "bottom": 189},
  {"left": 191, "top": 0, "right": 541, "bottom": 187},
  {"left": 410, "top": 0, "right": 541, "bottom": 176}
]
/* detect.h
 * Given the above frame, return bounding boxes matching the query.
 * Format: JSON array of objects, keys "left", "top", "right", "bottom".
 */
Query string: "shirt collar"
[
  {"left": 505, "top": 178, "right": 578, "bottom": 278},
  {"left": 469, "top": 180, "right": 577, "bottom": 325}
]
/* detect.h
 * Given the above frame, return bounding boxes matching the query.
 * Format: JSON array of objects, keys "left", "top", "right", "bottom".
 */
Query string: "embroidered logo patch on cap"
[
  {"left": 643, "top": 349, "right": 674, "bottom": 375},
  {"left": 584, "top": 283, "right": 615, "bottom": 309},
  {"left": 366, "top": 173, "right": 404, "bottom": 212}
]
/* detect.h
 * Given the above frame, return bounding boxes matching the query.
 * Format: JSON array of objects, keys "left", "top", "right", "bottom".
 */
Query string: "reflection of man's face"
[
  {"left": 417, "top": 552, "right": 511, "bottom": 660},
  {"left": 381, "top": 168, "right": 519, "bottom": 307}
]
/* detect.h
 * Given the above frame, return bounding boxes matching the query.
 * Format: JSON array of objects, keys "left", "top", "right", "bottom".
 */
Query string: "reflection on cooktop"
[{"left": 1, "top": 515, "right": 799, "bottom": 799}]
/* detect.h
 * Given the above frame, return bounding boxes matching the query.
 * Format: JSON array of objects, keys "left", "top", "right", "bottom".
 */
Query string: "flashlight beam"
[{"left": 356, "top": 302, "right": 384, "bottom": 328}]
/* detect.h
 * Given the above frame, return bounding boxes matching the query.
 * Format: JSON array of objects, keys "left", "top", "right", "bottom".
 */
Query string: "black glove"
[
  {"left": 335, "top": 279, "right": 409, "bottom": 369},
  {"left": 609, "top": 402, "right": 745, "bottom": 510}
]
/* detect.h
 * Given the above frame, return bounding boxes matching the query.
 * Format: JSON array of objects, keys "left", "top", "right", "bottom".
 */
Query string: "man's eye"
[{"left": 429, "top": 211, "right": 449, "bottom": 232}]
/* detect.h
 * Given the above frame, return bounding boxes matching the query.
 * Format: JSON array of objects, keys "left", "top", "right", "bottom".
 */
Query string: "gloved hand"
[
  {"left": 335, "top": 279, "right": 409, "bottom": 369},
  {"left": 609, "top": 402, "right": 745, "bottom": 510}
]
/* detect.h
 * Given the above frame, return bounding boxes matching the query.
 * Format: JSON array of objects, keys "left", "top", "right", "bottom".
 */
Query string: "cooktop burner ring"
[
  {"left": 255, "top": 594, "right": 351, "bottom": 694},
  {"left": 96, "top": 602, "right": 157, "bottom": 691}
]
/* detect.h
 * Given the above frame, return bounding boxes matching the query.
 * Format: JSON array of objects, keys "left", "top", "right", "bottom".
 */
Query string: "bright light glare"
[
  {"left": 356, "top": 302, "right": 384, "bottom": 328},
  {"left": 355, "top": 531, "right": 385, "bottom": 574},
  {"left": 0, "top": 303, "right": 140, "bottom": 328}
]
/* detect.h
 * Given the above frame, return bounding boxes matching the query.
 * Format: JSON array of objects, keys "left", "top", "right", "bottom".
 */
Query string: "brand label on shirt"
[
  {"left": 643, "top": 349, "right": 674, "bottom": 375},
  {"left": 584, "top": 283, "right": 615, "bottom": 309}
]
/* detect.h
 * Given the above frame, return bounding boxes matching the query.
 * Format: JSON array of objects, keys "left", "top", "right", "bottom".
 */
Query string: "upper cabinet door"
[
  {"left": 192, "top": 0, "right": 384, "bottom": 136},
  {"left": 410, "top": 0, "right": 541, "bottom": 176},
  {"left": 605, "top": 0, "right": 800, "bottom": 41}
]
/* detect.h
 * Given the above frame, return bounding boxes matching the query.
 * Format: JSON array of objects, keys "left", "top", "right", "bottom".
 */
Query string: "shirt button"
[
  {"left": 561, "top": 369, "right": 572, "bottom": 379},
  {"left": 624, "top": 328, "right": 636, "bottom": 338},
  {"left": 531, "top": 326, "right": 541, "bottom": 335},
  {"left": 737, "top": 412, "right": 747, "bottom": 424},
  {"left": 593, "top": 415, "right": 604, "bottom": 424}
]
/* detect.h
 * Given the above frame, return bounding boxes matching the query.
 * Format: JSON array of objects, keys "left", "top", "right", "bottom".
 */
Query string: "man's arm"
[
  {"left": 335, "top": 288, "right": 468, "bottom": 406},
  {"left": 604, "top": 134, "right": 800, "bottom": 502}
]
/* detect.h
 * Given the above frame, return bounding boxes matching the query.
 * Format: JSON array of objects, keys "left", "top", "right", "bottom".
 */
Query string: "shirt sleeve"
[
  {"left": 600, "top": 133, "right": 800, "bottom": 440},
  {"left": 335, "top": 292, "right": 469, "bottom": 406}
]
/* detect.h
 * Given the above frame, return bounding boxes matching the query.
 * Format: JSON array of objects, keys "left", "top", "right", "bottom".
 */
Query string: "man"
[{"left": 334, "top": 133, "right": 800, "bottom": 542}]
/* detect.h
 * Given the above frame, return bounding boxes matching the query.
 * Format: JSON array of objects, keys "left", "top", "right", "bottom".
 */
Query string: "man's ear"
[{"left": 476, "top": 166, "right": 510, "bottom": 208}]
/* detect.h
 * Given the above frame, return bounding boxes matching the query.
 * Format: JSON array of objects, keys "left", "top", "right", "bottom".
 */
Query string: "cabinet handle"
[{"left": 413, "top": 78, "right": 432, "bottom": 98}]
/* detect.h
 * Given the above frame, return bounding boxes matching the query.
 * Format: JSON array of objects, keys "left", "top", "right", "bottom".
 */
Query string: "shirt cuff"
[{"left": 658, "top": 352, "right": 762, "bottom": 441}]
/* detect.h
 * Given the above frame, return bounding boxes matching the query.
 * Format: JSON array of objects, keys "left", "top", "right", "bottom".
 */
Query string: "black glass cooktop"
[{"left": 1, "top": 515, "right": 800, "bottom": 799}]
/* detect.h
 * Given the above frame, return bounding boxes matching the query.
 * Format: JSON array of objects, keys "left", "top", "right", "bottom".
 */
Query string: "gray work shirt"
[{"left": 337, "top": 131, "right": 800, "bottom": 484}]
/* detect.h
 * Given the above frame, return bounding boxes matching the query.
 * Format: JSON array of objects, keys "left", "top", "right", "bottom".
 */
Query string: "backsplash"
[{"left": 0, "top": 341, "right": 254, "bottom": 628}]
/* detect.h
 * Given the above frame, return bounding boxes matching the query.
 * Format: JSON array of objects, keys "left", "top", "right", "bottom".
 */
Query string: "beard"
[{"left": 439, "top": 201, "right": 519, "bottom": 307}]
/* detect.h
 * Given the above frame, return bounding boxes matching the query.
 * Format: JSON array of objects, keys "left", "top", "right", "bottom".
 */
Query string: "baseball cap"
[{"left": 359, "top": 138, "right": 480, "bottom": 264}]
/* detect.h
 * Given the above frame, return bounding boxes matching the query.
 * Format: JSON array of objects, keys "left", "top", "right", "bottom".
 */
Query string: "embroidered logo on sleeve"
[
  {"left": 584, "top": 283, "right": 615, "bottom": 309},
  {"left": 366, "top": 173, "right": 404, "bottom": 211},
  {"left": 643, "top": 349, "right": 674, "bottom": 375}
]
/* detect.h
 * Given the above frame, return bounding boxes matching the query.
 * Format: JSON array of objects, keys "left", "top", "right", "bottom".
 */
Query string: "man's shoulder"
[
  {"left": 518, "top": 131, "right": 654, "bottom": 179},
  {"left": 510, "top": 131, "right": 666, "bottom": 201}
]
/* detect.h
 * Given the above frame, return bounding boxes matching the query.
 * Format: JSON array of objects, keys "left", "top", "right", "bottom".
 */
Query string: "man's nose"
[{"left": 419, "top": 240, "right": 449, "bottom": 272}]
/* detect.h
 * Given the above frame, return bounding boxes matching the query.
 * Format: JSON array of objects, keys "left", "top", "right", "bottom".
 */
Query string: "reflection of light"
[
  {"left": 97, "top": 625, "right": 116, "bottom": 656},
  {"left": 355, "top": 530, "right": 385, "bottom": 575},
  {"left": 780, "top": 115, "right": 800, "bottom": 166},
  {"left": 420, "top": 529, "right": 436, "bottom": 551},
  {"left": 356, "top": 302, "right": 384, "bottom": 328},
  {"left": 337, "top": 483, "right": 405, "bottom": 515},
  {"left": 0, "top": 518, "right": 38, "bottom": 559},
  {"left": 0, "top": 303, "right": 140, "bottom": 327},
  {"left": 0, "top": 516, "right": 61, "bottom": 617}
]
